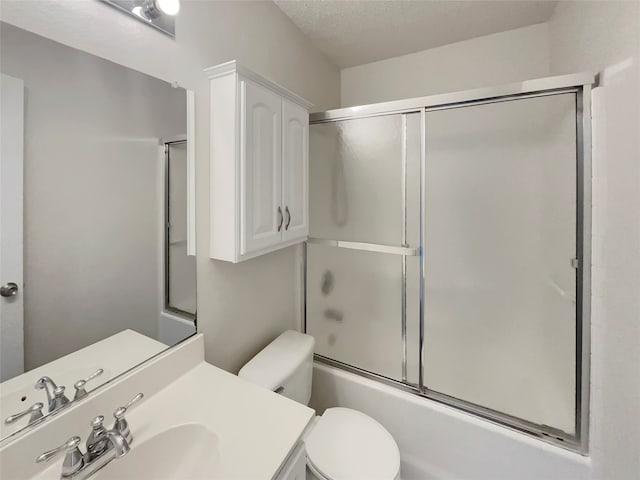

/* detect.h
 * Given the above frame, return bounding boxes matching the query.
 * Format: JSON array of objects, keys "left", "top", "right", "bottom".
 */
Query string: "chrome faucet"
[
  {"left": 4, "top": 402, "right": 44, "bottom": 426},
  {"left": 35, "top": 376, "right": 70, "bottom": 412},
  {"left": 35, "top": 392, "right": 143, "bottom": 480},
  {"left": 34, "top": 368, "right": 103, "bottom": 413}
]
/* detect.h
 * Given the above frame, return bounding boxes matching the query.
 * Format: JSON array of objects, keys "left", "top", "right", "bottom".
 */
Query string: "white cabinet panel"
[
  {"left": 240, "top": 79, "right": 283, "bottom": 254},
  {"left": 282, "top": 99, "right": 309, "bottom": 243},
  {"left": 206, "top": 61, "right": 312, "bottom": 263},
  {"left": 275, "top": 443, "right": 306, "bottom": 480}
]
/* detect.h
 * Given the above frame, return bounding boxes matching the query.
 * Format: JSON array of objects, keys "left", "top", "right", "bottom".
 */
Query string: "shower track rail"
[{"left": 304, "top": 72, "right": 594, "bottom": 454}]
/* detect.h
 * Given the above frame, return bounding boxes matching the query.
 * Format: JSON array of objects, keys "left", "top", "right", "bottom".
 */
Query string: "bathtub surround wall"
[
  {"left": 549, "top": 2, "right": 640, "bottom": 478},
  {"left": 0, "top": 24, "right": 185, "bottom": 369},
  {"left": 0, "top": 0, "right": 341, "bottom": 374}
]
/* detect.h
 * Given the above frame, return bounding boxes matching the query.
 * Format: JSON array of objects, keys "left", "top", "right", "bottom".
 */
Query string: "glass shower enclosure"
[
  {"left": 164, "top": 138, "right": 196, "bottom": 318},
  {"left": 305, "top": 74, "right": 592, "bottom": 452}
]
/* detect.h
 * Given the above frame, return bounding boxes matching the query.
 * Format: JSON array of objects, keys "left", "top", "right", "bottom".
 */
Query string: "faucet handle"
[
  {"left": 36, "top": 436, "right": 84, "bottom": 477},
  {"left": 91, "top": 415, "right": 105, "bottom": 429},
  {"left": 52, "top": 386, "right": 70, "bottom": 410},
  {"left": 114, "top": 392, "right": 143, "bottom": 419},
  {"left": 73, "top": 368, "right": 104, "bottom": 400},
  {"left": 113, "top": 393, "right": 143, "bottom": 443},
  {"left": 122, "top": 392, "right": 144, "bottom": 411},
  {"left": 4, "top": 402, "right": 44, "bottom": 425}
]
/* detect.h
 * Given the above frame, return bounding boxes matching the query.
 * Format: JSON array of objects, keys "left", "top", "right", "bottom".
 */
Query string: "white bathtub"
[{"left": 309, "top": 362, "right": 591, "bottom": 480}]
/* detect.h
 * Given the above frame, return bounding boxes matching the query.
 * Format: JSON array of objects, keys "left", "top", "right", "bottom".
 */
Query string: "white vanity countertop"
[
  {"left": 1, "top": 330, "right": 167, "bottom": 439},
  {"left": 1, "top": 334, "right": 314, "bottom": 480},
  {"left": 119, "top": 361, "right": 315, "bottom": 479}
]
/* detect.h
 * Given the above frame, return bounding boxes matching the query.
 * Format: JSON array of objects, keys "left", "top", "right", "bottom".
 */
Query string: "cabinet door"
[
  {"left": 275, "top": 443, "right": 306, "bottom": 480},
  {"left": 282, "top": 99, "right": 309, "bottom": 242},
  {"left": 240, "top": 78, "right": 283, "bottom": 255}
]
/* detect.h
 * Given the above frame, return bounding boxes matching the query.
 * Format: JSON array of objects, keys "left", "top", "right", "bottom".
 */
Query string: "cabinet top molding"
[{"left": 204, "top": 60, "right": 314, "bottom": 111}]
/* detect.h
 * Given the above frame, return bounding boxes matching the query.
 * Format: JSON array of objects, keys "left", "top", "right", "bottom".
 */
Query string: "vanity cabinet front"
[
  {"left": 207, "top": 61, "right": 311, "bottom": 263},
  {"left": 276, "top": 443, "right": 307, "bottom": 480}
]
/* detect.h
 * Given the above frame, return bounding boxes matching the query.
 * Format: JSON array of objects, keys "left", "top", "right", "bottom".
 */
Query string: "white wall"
[
  {"left": 0, "top": 0, "right": 341, "bottom": 374},
  {"left": 548, "top": 2, "right": 640, "bottom": 479},
  {"left": 0, "top": 23, "right": 185, "bottom": 369},
  {"left": 340, "top": 23, "right": 550, "bottom": 107}
]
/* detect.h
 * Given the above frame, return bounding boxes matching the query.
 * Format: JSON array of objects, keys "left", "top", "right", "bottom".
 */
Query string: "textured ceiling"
[{"left": 274, "top": 0, "right": 558, "bottom": 68}]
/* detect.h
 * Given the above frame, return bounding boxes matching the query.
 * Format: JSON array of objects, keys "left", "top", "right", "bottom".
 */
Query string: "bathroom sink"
[
  {"left": 93, "top": 424, "right": 219, "bottom": 480},
  {"left": 0, "top": 336, "right": 313, "bottom": 480}
]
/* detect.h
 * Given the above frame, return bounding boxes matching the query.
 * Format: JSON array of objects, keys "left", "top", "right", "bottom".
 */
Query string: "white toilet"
[{"left": 239, "top": 330, "right": 401, "bottom": 480}]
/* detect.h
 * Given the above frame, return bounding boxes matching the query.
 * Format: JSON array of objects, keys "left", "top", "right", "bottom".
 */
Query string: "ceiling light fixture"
[
  {"left": 142, "top": 0, "right": 180, "bottom": 19},
  {"left": 100, "top": 0, "right": 178, "bottom": 37},
  {"left": 131, "top": 6, "right": 148, "bottom": 20}
]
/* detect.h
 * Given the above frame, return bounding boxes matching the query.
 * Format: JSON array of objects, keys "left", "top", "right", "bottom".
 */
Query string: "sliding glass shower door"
[
  {"left": 306, "top": 81, "right": 589, "bottom": 447},
  {"left": 423, "top": 93, "right": 578, "bottom": 435}
]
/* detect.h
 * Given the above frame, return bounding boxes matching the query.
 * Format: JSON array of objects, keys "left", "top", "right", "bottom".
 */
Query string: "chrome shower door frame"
[
  {"left": 163, "top": 136, "right": 196, "bottom": 320},
  {"left": 305, "top": 73, "right": 593, "bottom": 454}
]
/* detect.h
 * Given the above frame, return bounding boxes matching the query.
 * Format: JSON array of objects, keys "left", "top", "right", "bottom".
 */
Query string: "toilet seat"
[{"left": 304, "top": 407, "right": 400, "bottom": 480}]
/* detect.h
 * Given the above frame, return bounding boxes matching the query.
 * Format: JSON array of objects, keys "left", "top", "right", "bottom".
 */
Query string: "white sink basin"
[{"left": 93, "top": 424, "right": 219, "bottom": 480}]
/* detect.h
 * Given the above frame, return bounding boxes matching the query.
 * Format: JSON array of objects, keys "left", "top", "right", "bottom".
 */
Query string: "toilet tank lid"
[{"left": 238, "top": 330, "right": 315, "bottom": 391}]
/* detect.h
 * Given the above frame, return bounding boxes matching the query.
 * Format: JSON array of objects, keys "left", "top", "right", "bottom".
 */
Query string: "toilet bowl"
[{"left": 239, "top": 330, "right": 400, "bottom": 480}]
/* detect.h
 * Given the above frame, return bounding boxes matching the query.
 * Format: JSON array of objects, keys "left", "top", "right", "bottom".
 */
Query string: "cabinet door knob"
[
  {"left": 277, "top": 207, "right": 283, "bottom": 232},
  {"left": 285, "top": 206, "right": 291, "bottom": 230}
]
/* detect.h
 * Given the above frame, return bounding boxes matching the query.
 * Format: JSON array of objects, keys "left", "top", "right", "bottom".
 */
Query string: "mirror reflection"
[{"left": 0, "top": 23, "right": 196, "bottom": 440}]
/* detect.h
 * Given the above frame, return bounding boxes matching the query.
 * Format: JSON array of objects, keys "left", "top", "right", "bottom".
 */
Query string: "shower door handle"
[
  {"left": 285, "top": 206, "right": 291, "bottom": 230},
  {"left": 277, "top": 207, "right": 283, "bottom": 232}
]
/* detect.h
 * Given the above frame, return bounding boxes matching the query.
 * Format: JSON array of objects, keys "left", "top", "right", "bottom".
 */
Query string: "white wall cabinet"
[{"left": 206, "top": 61, "right": 312, "bottom": 263}]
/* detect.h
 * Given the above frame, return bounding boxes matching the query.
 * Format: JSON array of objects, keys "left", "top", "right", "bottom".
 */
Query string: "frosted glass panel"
[
  {"left": 306, "top": 244, "right": 404, "bottom": 380},
  {"left": 167, "top": 142, "right": 196, "bottom": 315},
  {"left": 309, "top": 115, "right": 404, "bottom": 245},
  {"left": 307, "top": 113, "right": 421, "bottom": 384},
  {"left": 423, "top": 93, "right": 577, "bottom": 433}
]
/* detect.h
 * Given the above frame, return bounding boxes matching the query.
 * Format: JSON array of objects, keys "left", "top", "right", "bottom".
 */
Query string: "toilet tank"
[{"left": 238, "top": 330, "right": 315, "bottom": 405}]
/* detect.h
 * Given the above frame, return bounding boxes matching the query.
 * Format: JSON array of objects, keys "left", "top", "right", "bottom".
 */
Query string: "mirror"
[{"left": 0, "top": 22, "right": 197, "bottom": 441}]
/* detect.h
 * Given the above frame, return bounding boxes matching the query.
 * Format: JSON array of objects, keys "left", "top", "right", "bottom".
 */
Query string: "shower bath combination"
[{"left": 304, "top": 73, "right": 592, "bottom": 452}]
